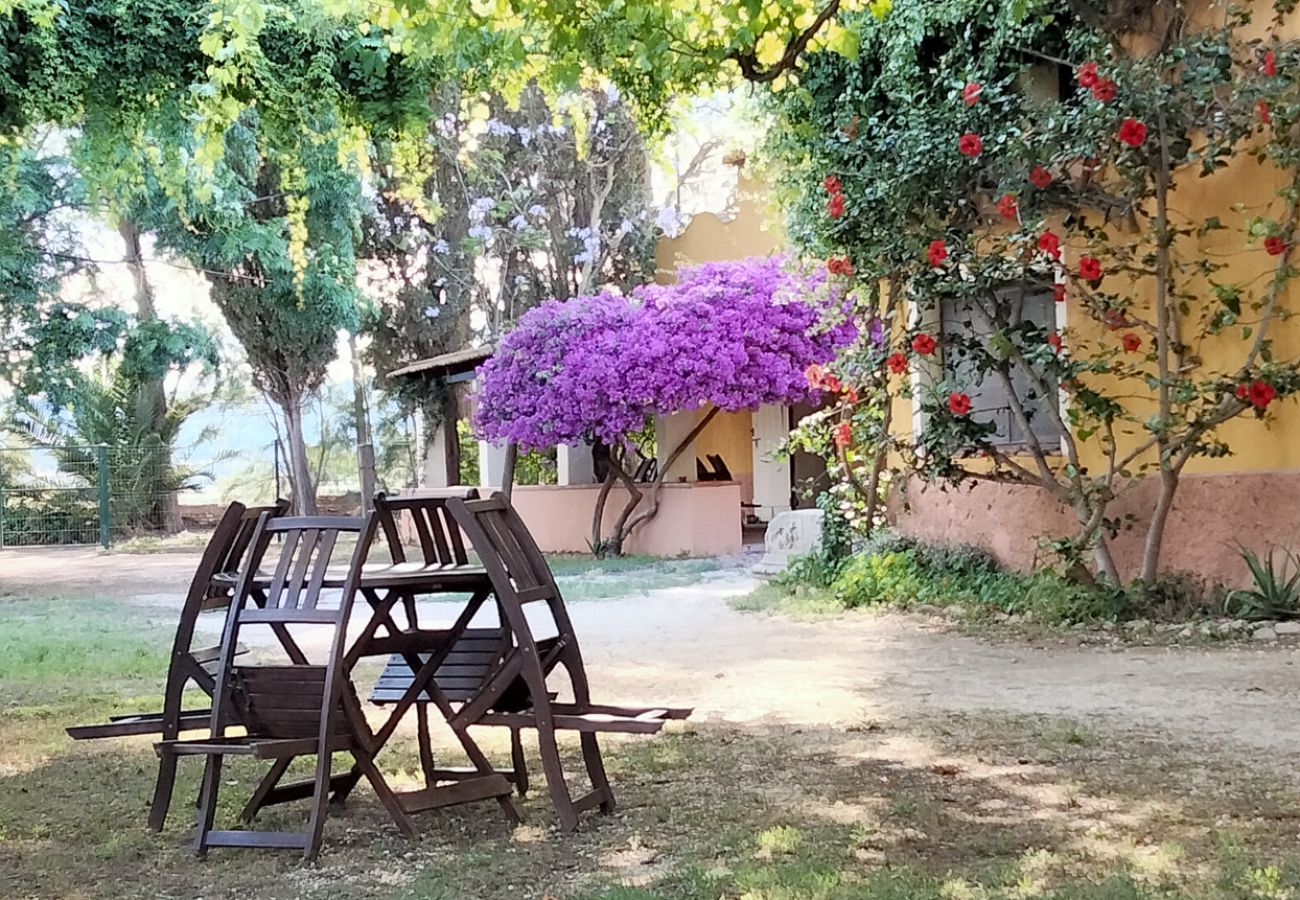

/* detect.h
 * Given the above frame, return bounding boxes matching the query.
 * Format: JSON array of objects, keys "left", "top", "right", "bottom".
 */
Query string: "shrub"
[
  {"left": 775, "top": 534, "right": 1221, "bottom": 626},
  {"left": 1225, "top": 546, "right": 1300, "bottom": 621}
]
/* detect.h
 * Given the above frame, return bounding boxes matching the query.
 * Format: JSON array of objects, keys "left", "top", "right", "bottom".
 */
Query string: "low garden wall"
[
  {"left": 892, "top": 471, "right": 1300, "bottom": 586},
  {"left": 510, "top": 481, "right": 743, "bottom": 557}
]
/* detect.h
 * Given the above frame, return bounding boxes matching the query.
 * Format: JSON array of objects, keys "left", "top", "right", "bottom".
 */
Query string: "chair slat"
[{"left": 303, "top": 530, "right": 338, "bottom": 610}]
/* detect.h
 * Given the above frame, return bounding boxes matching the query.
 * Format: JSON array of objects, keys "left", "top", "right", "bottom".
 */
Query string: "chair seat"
[
  {"left": 67, "top": 709, "right": 213, "bottom": 740},
  {"left": 478, "top": 703, "right": 694, "bottom": 734},
  {"left": 157, "top": 734, "right": 357, "bottom": 759},
  {"left": 210, "top": 562, "right": 489, "bottom": 591}
]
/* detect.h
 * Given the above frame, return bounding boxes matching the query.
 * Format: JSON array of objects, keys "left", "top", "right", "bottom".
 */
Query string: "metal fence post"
[{"left": 96, "top": 444, "right": 110, "bottom": 549}]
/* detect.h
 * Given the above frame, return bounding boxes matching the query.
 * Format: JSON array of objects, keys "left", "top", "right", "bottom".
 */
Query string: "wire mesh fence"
[
  {"left": 0, "top": 446, "right": 107, "bottom": 547},
  {"left": 0, "top": 440, "right": 423, "bottom": 548}
]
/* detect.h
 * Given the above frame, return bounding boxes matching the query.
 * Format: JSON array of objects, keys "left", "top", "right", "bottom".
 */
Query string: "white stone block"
[{"left": 751, "top": 509, "right": 825, "bottom": 577}]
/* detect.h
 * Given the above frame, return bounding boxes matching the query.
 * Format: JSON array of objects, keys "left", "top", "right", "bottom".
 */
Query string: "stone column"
[
  {"left": 557, "top": 442, "right": 595, "bottom": 485},
  {"left": 655, "top": 411, "right": 698, "bottom": 483},
  {"left": 423, "top": 420, "right": 453, "bottom": 487},
  {"left": 751, "top": 404, "right": 792, "bottom": 520},
  {"left": 478, "top": 439, "right": 509, "bottom": 490}
]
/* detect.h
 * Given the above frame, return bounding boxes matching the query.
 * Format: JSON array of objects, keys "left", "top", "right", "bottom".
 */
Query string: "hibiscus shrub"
[{"left": 765, "top": 0, "right": 1300, "bottom": 584}]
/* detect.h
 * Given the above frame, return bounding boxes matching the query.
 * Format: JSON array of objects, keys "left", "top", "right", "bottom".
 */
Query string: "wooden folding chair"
[
  {"left": 363, "top": 488, "right": 530, "bottom": 796},
  {"left": 446, "top": 492, "right": 692, "bottom": 831},
  {"left": 66, "top": 499, "right": 288, "bottom": 831},
  {"left": 156, "top": 513, "right": 415, "bottom": 859}
]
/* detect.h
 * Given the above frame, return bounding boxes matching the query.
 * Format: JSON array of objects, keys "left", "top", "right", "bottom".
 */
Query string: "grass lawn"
[{"left": 3, "top": 591, "right": 1300, "bottom": 899}]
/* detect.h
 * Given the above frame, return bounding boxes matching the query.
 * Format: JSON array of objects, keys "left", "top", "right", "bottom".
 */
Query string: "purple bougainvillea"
[{"left": 474, "top": 256, "right": 856, "bottom": 449}]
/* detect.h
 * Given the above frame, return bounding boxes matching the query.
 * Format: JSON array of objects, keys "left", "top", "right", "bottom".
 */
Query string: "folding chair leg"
[
  {"left": 510, "top": 728, "right": 529, "bottom": 797},
  {"left": 194, "top": 755, "right": 224, "bottom": 859},
  {"left": 352, "top": 749, "right": 417, "bottom": 839},
  {"left": 416, "top": 706, "right": 438, "bottom": 787},
  {"left": 240, "top": 757, "right": 294, "bottom": 823},
  {"left": 534, "top": 720, "right": 579, "bottom": 832},
  {"left": 579, "top": 732, "right": 616, "bottom": 814},
  {"left": 148, "top": 752, "right": 179, "bottom": 832},
  {"left": 303, "top": 750, "right": 333, "bottom": 860}
]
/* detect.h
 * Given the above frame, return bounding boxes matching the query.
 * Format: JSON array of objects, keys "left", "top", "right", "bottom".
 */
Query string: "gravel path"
[{"left": 4, "top": 546, "right": 1298, "bottom": 761}]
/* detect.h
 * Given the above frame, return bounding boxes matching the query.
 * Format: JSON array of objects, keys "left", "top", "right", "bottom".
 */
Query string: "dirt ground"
[{"left": 4, "top": 545, "right": 1299, "bottom": 765}]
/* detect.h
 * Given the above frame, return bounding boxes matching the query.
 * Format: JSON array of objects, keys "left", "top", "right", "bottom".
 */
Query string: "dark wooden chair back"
[
  {"left": 446, "top": 492, "right": 690, "bottom": 830},
  {"left": 169, "top": 510, "right": 418, "bottom": 858},
  {"left": 449, "top": 493, "right": 560, "bottom": 608},
  {"left": 234, "top": 514, "right": 371, "bottom": 625},
  {"left": 374, "top": 488, "right": 479, "bottom": 566}
]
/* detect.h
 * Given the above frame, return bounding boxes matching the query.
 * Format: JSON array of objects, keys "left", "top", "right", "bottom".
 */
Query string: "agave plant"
[
  {"left": 1225, "top": 545, "right": 1300, "bottom": 621},
  {"left": 9, "top": 366, "right": 222, "bottom": 535}
]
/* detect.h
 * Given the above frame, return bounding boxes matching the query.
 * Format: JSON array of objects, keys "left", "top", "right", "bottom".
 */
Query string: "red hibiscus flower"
[
  {"left": 911, "top": 333, "right": 938, "bottom": 355},
  {"left": 958, "top": 132, "right": 983, "bottom": 157},
  {"left": 823, "top": 174, "right": 842, "bottom": 195},
  {"left": 823, "top": 373, "right": 842, "bottom": 393},
  {"left": 1264, "top": 50, "right": 1278, "bottom": 77},
  {"left": 1258, "top": 100, "right": 1272, "bottom": 125},
  {"left": 1122, "top": 332, "right": 1141, "bottom": 352},
  {"left": 1090, "top": 78, "right": 1117, "bottom": 103},
  {"left": 947, "top": 392, "right": 972, "bottom": 416},
  {"left": 827, "top": 255, "right": 853, "bottom": 276},
  {"left": 1037, "top": 230, "right": 1061, "bottom": 259},
  {"left": 1047, "top": 332, "right": 1063, "bottom": 353},
  {"left": 828, "top": 193, "right": 845, "bottom": 218},
  {"left": 1236, "top": 383, "right": 1250, "bottom": 402},
  {"left": 1265, "top": 235, "right": 1288, "bottom": 256},
  {"left": 886, "top": 352, "right": 908, "bottom": 374},
  {"left": 834, "top": 421, "right": 853, "bottom": 448},
  {"left": 927, "top": 239, "right": 948, "bottom": 266},
  {"left": 1077, "top": 61, "right": 1099, "bottom": 88},
  {"left": 962, "top": 82, "right": 982, "bottom": 106},
  {"left": 1250, "top": 379, "right": 1277, "bottom": 409},
  {"left": 1029, "top": 165, "right": 1053, "bottom": 189},
  {"left": 1078, "top": 256, "right": 1102, "bottom": 280},
  {"left": 996, "top": 193, "right": 1019, "bottom": 219},
  {"left": 1053, "top": 283, "right": 1066, "bottom": 303},
  {"left": 1117, "top": 118, "right": 1148, "bottom": 148}
]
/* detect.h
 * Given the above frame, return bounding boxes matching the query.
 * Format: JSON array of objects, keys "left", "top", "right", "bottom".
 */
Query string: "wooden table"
[{"left": 221, "top": 562, "right": 520, "bottom": 821}]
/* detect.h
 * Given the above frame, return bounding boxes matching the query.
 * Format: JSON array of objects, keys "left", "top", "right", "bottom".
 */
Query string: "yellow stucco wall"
[
  {"left": 653, "top": 171, "right": 784, "bottom": 490},
  {"left": 655, "top": 175, "right": 784, "bottom": 281},
  {"left": 883, "top": 0, "right": 1300, "bottom": 479},
  {"left": 695, "top": 408, "right": 755, "bottom": 477}
]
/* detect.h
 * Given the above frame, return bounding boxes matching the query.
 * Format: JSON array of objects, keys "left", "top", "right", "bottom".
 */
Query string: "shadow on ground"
[{"left": 3, "top": 707, "right": 1300, "bottom": 900}]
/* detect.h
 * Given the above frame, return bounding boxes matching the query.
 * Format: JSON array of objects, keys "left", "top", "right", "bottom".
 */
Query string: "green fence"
[
  {"left": 0, "top": 440, "right": 423, "bottom": 548},
  {"left": 0, "top": 445, "right": 110, "bottom": 548}
]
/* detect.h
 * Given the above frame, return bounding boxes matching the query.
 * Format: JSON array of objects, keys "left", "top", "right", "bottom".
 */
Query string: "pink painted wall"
[
  {"left": 893, "top": 471, "right": 1300, "bottom": 586},
  {"left": 510, "top": 481, "right": 743, "bottom": 557}
]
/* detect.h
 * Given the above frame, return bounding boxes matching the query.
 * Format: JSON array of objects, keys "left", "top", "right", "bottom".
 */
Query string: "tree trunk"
[
  {"left": 1140, "top": 468, "right": 1179, "bottom": 586},
  {"left": 119, "top": 217, "right": 183, "bottom": 533},
  {"left": 590, "top": 467, "right": 619, "bottom": 556},
  {"left": 282, "top": 396, "right": 318, "bottom": 515},
  {"left": 348, "top": 333, "right": 376, "bottom": 509}
]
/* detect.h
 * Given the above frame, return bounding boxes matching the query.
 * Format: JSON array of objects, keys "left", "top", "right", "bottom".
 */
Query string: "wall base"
[{"left": 892, "top": 471, "right": 1300, "bottom": 586}]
